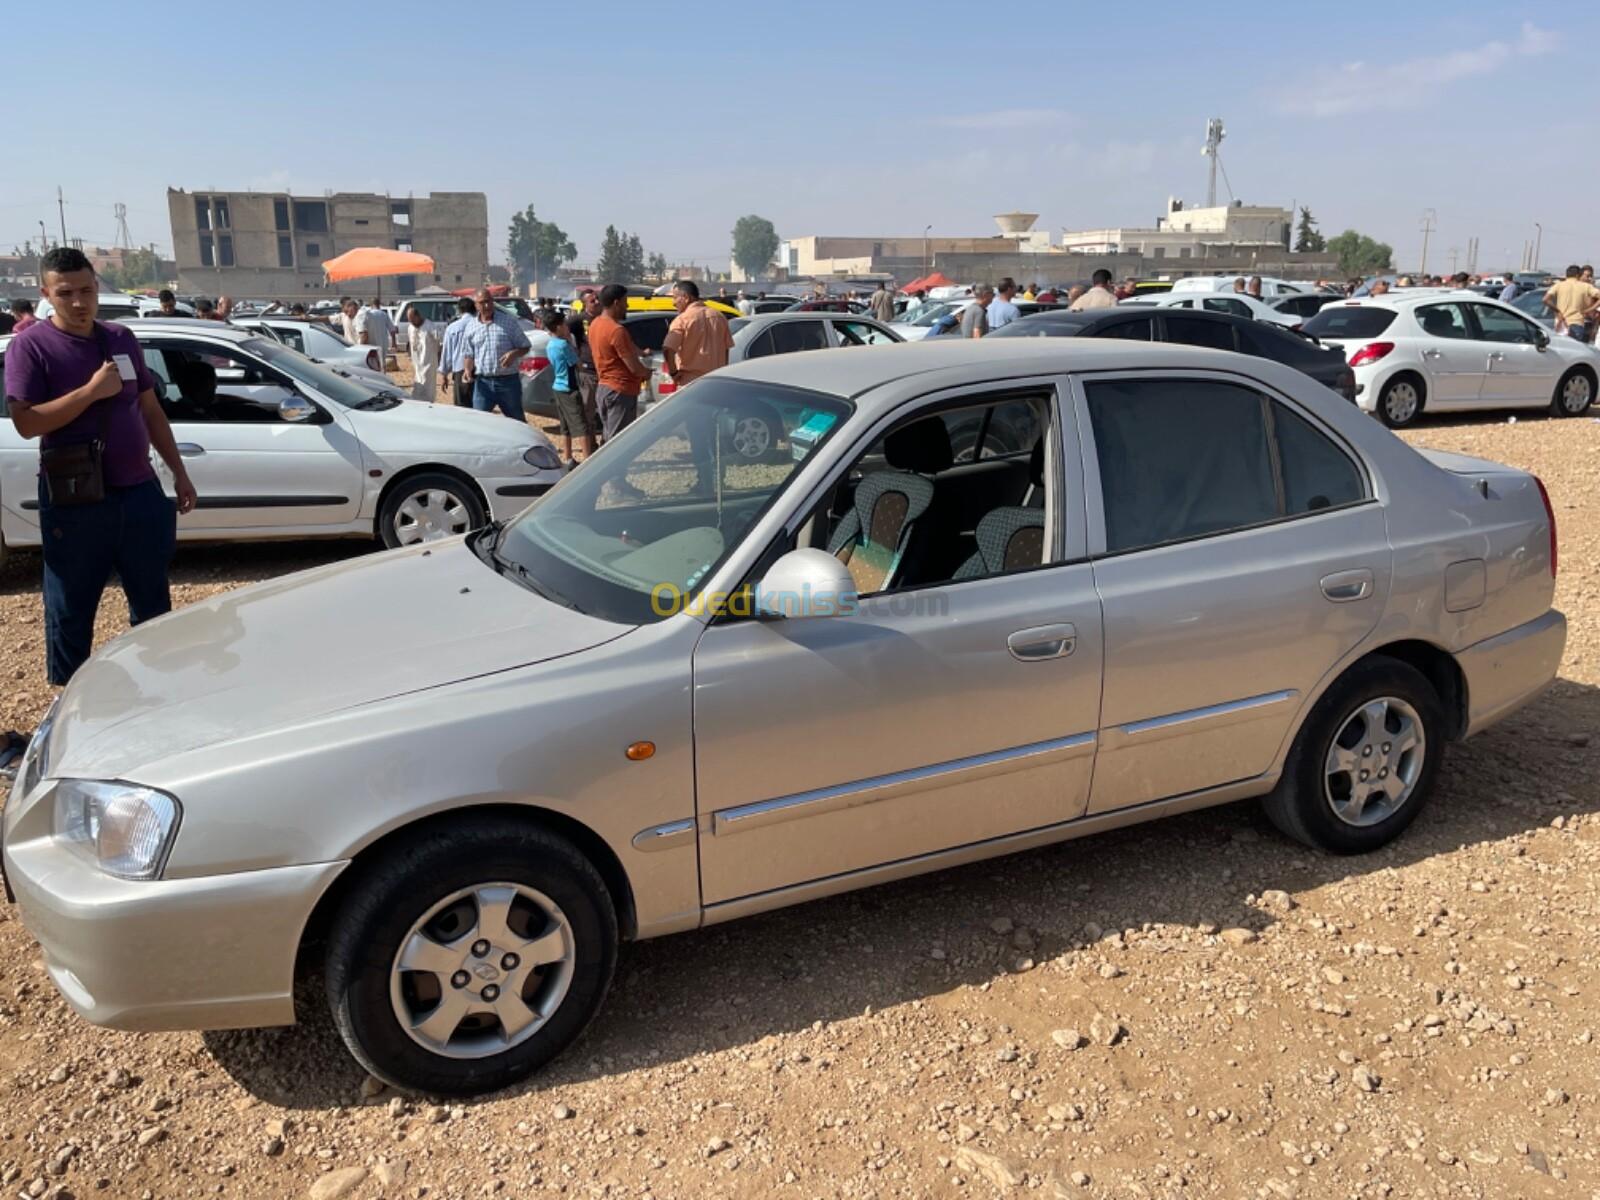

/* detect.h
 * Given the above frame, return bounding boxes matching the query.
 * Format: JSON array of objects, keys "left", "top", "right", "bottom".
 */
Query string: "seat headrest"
[
  {"left": 1029, "top": 438, "right": 1046, "bottom": 487},
  {"left": 172, "top": 359, "right": 217, "bottom": 396},
  {"left": 884, "top": 418, "right": 953, "bottom": 474}
]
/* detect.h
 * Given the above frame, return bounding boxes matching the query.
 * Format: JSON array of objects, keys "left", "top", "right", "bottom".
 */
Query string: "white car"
[
  {"left": 36, "top": 294, "right": 194, "bottom": 321},
  {"left": 1167, "top": 275, "right": 1308, "bottom": 299},
  {"left": 0, "top": 324, "right": 565, "bottom": 555},
  {"left": 229, "top": 316, "right": 392, "bottom": 383},
  {"left": 1303, "top": 293, "right": 1599, "bottom": 427},
  {"left": 1137, "top": 292, "right": 1301, "bottom": 328}
]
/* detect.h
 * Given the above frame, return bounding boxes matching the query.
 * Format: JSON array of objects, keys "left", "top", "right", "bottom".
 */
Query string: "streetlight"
[
  {"left": 923, "top": 225, "right": 932, "bottom": 273},
  {"left": 1533, "top": 223, "right": 1543, "bottom": 273}
]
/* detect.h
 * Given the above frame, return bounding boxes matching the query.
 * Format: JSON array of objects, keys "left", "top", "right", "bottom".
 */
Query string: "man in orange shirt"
[
  {"left": 662, "top": 279, "right": 734, "bottom": 388},
  {"left": 587, "top": 283, "right": 652, "bottom": 437}
]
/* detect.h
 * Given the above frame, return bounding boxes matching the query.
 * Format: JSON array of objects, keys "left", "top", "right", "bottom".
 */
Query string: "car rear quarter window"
[
  {"left": 1162, "top": 315, "right": 1236, "bottom": 352},
  {"left": 768, "top": 320, "right": 831, "bottom": 355},
  {"left": 1303, "top": 306, "right": 1397, "bottom": 339},
  {"left": 1273, "top": 403, "right": 1365, "bottom": 513},
  {"left": 1087, "top": 378, "right": 1278, "bottom": 553}
]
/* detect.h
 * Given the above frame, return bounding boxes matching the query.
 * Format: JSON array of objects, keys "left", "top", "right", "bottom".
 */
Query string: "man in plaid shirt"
[{"left": 461, "top": 288, "right": 531, "bottom": 421}]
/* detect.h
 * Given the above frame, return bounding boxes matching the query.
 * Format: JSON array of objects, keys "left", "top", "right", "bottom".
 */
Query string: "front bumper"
[
  {"left": 3, "top": 823, "right": 344, "bottom": 1031},
  {"left": 480, "top": 472, "right": 559, "bottom": 522},
  {"left": 1459, "top": 608, "right": 1566, "bottom": 738}
]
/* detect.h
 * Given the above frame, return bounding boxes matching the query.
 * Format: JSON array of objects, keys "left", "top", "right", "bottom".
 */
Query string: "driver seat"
[
  {"left": 167, "top": 358, "right": 217, "bottom": 420},
  {"left": 826, "top": 417, "right": 953, "bottom": 593}
]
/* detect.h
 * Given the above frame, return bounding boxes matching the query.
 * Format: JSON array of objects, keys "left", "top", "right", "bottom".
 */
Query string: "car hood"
[
  {"left": 48, "top": 539, "right": 630, "bottom": 777},
  {"left": 345, "top": 397, "right": 556, "bottom": 457}
]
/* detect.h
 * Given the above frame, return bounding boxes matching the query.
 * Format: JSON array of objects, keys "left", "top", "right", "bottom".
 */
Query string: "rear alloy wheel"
[
  {"left": 325, "top": 820, "right": 617, "bottom": 1096},
  {"left": 1262, "top": 657, "right": 1444, "bottom": 854},
  {"left": 1376, "top": 376, "right": 1423, "bottom": 428},
  {"left": 1552, "top": 367, "right": 1595, "bottom": 417},
  {"left": 378, "top": 472, "right": 486, "bottom": 549}
]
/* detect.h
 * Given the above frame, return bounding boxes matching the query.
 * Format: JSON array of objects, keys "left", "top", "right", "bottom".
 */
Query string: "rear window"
[
  {"left": 988, "top": 315, "right": 1095, "bottom": 338},
  {"left": 1303, "top": 306, "right": 1397, "bottom": 339}
]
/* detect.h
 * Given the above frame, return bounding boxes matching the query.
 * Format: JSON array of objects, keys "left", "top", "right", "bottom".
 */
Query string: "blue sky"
[{"left": 3, "top": 3, "right": 1590, "bottom": 273}]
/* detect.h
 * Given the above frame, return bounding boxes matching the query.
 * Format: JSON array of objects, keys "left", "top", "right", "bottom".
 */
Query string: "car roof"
[
  {"left": 1325, "top": 289, "right": 1491, "bottom": 311},
  {"left": 120, "top": 318, "right": 260, "bottom": 340},
  {"left": 720, "top": 337, "right": 1249, "bottom": 405}
]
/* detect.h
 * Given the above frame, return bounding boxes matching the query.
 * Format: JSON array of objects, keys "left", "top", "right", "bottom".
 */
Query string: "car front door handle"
[
  {"left": 1422, "top": 349, "right": 1442, "bottom": 358},
  {"left": 1007, "top": 623, "right": 1077, "bottom": 662},
  {"left": 1321, "top": 569, "right": 1374, "bottom": 603},
  {"left": 176, "top": 443, "right": 206, "bottom": 458}
]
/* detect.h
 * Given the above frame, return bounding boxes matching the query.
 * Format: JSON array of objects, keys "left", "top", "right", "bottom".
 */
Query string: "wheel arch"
[
  {"left": 295, "top": 802, "right": 638, "bottom": 990},
  {"left": 373, "top": 463, "right": 490, "bottom": 534}
]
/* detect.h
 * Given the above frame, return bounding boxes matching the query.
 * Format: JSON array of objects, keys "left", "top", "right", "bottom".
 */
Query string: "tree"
[
  {"left": 1293, "top": 207, "right": 1326, "bottom": 254},
  {"left": 506, "top": 205, "right": 575, "bottom": 288},
  {"left": 731, "top": 215, "right": 779, "bottom": 281},
  {"left": 101, "top": 247, "right": 163, "bottom": 291},
  {"left": 595, "top": 226, "right": 652, "bottom": 284},
  {"left": 1326, "top": 229, "right": 1394, "bottom": 276},
  {"left": 647, "top": 252, "right": 667, "bottom": 280}
]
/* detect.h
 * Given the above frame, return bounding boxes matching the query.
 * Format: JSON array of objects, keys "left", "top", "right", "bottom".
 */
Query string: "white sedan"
[
  {"left": 0, "top": 324, "right": 565, "bottom": 556},
  {"left": 1303, "top": 292, "right": 1599, "bottom": 427},
  {"left": 1130, "top": 292, "right": 1301, "bottom": 328},
  {"left": 229, "top": 316, "right": 389, "bottom": 379}
]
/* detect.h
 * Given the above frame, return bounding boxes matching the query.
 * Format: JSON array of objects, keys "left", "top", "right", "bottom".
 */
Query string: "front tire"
[
  {"left": 1376, "top": 375, "right": 1424, "bottom": 428},
  {"left": 324, "top": 820, "right": 618, "bottom": 1096},
  {"left": 1262, "top": 657, "right": 1444, "bottom": 854},
  {"left": 378, "top": 471, "right": 486, "bottom": 550},
  {"left": 1552, "top": 367, "right": 1595, "bottom": 417}
]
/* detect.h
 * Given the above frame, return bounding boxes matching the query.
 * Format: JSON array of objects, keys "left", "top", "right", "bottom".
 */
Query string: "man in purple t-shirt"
[{"left": 4, "top": 247, "right": 197, "bottom": 685}]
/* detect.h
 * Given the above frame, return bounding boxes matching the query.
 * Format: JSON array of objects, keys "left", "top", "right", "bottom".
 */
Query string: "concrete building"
[
  {"left": 775, "top": 214, "right": 1053, "bottom": 281},
  {"left": 1060, "top": 198, "right": 1291, "bottom": 263},
  {"left": 167, "top": 189, "right": 489, "bottom": 297}
]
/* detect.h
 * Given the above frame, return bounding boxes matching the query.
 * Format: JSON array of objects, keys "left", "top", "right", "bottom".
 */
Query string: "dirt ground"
[{"left": 0, "top": 405, "right": 1597, "bottom": 1200}]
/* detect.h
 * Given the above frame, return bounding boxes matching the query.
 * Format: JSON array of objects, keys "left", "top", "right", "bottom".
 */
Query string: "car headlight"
[
  {"left": 523, "top": 444, "right": 563, "bottom": 471},
  {"left": 52, "top": 780, "right": 181, "bottom": 880}
]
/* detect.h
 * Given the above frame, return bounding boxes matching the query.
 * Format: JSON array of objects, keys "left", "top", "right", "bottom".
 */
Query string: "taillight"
[
  {"left": 367, "top": 350, "right": 380, "bottom": 370},
  {"left": 1534, "top": 474, "right": 1558, "bottom": 577},
  {"left": 519, "top": 355, "right": 550, "bottom": 375},
  {"left": 1348, "top": 341, "right": 1394, "bottom": 368},
  {"left": 657, "top": 377, "right": 677, "bottom": 395}
]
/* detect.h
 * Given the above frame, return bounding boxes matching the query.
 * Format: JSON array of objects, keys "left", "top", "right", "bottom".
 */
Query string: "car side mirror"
[
  {"left": 1535, "top": 330, "right": 1550, "bottom": 350},
  {"left": 278, "top": 394, "right": 317, "bottom": 423},
  {"left": 755, "top": 548, "right": 858, "bottom": 619}
]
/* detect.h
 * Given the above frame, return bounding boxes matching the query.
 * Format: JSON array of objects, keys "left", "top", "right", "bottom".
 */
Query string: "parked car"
[
  {"left": 989, "top": 306, "right": 1356, "bottom": 401},
  {"left": 229, "top": 316, "right": 388, "bottom": 377},
  {"left": 36, "top": 294, "right": 186, "bottom": 322},
  {"left": 1167, "top": 275, "right": 1309, "bottom": 299},
  {"left": 732, "top": 312, "right": 902, "bottom": 360},
  {"left": 1270, "top": 292, "right": 1339, "bottom": 321},
  {"left": 1302, "top": 294, "right": 1599, "bottom": 427},
  {"left": 785, "top": 298, "right": 869, "bottom": 314},
  {"left": 0, "top": 323, "right": 564, "bottom": 559},
  {"left": 394, "top": 297, "right": 538, "bottom": 330},
  {"left": 749, "top": 297, "right": 801, "bottom": 315},
  {"left": 3, "top": 339, "right": 1563, "bottom": 1097},
  {"left": 1136, "top": 292, "right": 1302, "bottom": 328},
  {"left": 888, "top": 300, "right": 968, "bottom": 341},
  {"left": 1510, "top": 288, "right": 1557, "bottom": 329}
]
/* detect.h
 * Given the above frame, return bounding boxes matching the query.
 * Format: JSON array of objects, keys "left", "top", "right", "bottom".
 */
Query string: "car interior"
[
  {"left": 791, "top": 395, "right": 1053, "bottom": 594},
  {"left": 145, "top": 344, "right": 315, "bottom": 424}
]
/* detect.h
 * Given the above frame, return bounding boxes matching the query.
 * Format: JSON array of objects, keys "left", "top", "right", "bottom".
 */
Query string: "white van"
[{"left": 1168, "top": 275, "right": 1308, "bottom": 299}]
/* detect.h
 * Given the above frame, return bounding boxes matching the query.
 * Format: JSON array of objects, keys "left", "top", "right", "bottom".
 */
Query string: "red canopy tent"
[
  {"left": 899, "top": 275, "right": 926, "bottom": 293},
  {"left": 917, "top": 271, "right": 955, "bottom": 290}
]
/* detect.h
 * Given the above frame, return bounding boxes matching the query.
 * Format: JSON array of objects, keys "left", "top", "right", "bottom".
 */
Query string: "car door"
[
  {"left": 1468, "top": 302, "right": 1560, "bottom": 405},
  {"left": 691, "top": 382, "right": 1104, "bottom": 905},
  {"left": 1077, "top": 371, "right": 1389, "bottom": 813},
  {"left": 1409, "top": 302, "right": 1487, "bottom": 405},
  {"left": 140, "top": 337, "right": 366, "bottom": 531}
]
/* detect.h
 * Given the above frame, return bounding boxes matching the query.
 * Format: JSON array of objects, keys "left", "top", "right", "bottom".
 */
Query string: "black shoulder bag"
[{"left": 39, "top": 323, "right": 115, "bottom": 508}]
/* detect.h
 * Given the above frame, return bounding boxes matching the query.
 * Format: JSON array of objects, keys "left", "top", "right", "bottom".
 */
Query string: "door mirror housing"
[
  {"left": 278, "top": 394, "right": 317, "bottom": 423},
  {"left": 755, "top": 548, "right": 858, "bottom": 619},
  {"left": 1534, "top": 330, "right": 1551, "bottom": 350}
]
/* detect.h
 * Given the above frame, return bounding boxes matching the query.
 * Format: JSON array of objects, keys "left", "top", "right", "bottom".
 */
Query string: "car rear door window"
[
  {"left": 1095, "top": 316, "right": 1153, "bottom": 341},
  {"left": 1202, "top": 297, "right": 1252, "bottom": 318},
  {"left": 1469, "top": 303, "right": 1542, "bottom": 345},
  {"left": 1414, "top": 303, "right": 1471, "bottom": 340},
  {"left": 1162, "top": 315, "right": 1236, "bottom": 352},
  {"left": 1087, "top": 378, "right": 1276, "bottom": 553}
]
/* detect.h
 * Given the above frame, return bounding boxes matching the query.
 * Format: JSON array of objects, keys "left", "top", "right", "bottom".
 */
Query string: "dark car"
[
  {"left": 989, "top": 307, "right": 1357, "bottom": 402},
  {"left": 785, "top": 299, "right": 869, "bottom": 314}
]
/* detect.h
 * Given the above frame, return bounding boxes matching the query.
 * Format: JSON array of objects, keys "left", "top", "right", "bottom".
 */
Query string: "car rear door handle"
[
  {"left": 1320, "top": 569, "right": 1373, "bottom": 603},
  {"left": 1489, "top": 352, "right": 1506, "bottom": 362},
  {"left": 176, "top": 443, "right": 206, "bottom": 458},
  {"left": 1007, "top": 623, "right": 1076, "bottom": 662}
]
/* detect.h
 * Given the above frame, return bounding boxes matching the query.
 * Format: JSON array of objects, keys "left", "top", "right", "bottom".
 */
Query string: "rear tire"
[
  {"left": 1552, "top": 366, "right": 1595, "bottom": 417},
  {"left": 378, "top": 471, "right": 486, "bottom": 550},
  {"left": 324, "top": 820, "right": 618, "bottom": 1096},
  {"left": 1262, "top": 657, "right": 1445, "bottom": 854},
  {"left": 1376, "top": 375, "right": 1424, "bottom": 428}
]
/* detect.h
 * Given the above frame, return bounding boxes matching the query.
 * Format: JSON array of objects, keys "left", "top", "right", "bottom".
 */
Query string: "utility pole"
[
  {"left": 149, "top": 242, "right": 160, "bottom": 289},
  {"left": 57, "top": 186, "right": 67, "bottom": 245},
  {"left": 38, "top": 220, "right": 49, "bottom": 252},
  {"left": 1448, "top": 247, "right": 1460, "bottom": 275},
  {"left": 1533, "top": 223, "right": 1543, "bottom": 273},
  {"left": 1418, "top": 209, "right": 1436, "bottom": 277},
  {"left": 1202, "top": 118, "right": 1226, "bottom": 209}
]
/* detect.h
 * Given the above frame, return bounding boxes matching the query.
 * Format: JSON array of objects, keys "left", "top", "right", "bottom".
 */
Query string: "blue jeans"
[
  {"left": 1569, "top": 324, "right": 1588, "bottom": 342},
  {"left": 39, "top": 476, "right": 176, "bottom": 685},
  {"left": 473, "top": 374, "right": 526, "bottom": 422}
]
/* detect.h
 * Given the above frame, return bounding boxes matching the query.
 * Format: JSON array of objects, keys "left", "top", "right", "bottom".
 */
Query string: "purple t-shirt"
[{"left": 4, "top": 318, "right": 156, "bottom": 487}]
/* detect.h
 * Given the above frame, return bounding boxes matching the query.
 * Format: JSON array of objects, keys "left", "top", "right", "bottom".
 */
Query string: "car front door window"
[{"left": 834, "top": 320, "right": 894, "bottom": 346}]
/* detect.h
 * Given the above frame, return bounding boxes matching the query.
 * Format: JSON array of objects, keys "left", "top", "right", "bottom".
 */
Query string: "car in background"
[
  {"left": 748, "top": 296, "right": 800, "bottom": 315},
  {"left": 627, "top": 297, "right": 742, "bottom": 319},
  {"left": 1303, "top": 294, "right": 1598, "bottom": 427},
  {"left": 1167, "top": 275, "right": 1309, "bottom": 299},
  {"left": 1510, "top": 288, "right": 1558, "bottom": 330},
  {"left": 0, "top": 324, "right": 564, "bottom": 558},
  {"left": 394, "top": 297, "right": 539, "bottom": 331},
  {"left": 4, "top": 337, "right": 1564, "bottom": 1097},
  {"left": 1134, "top": 292, "right": 1302, "bottom": 328},
  {"left": 888, "top": 300, "right": 967, "bottom": 341},
  {"left": 731, "top": 312, "right": 901, "bottom": 362},
  {"left": 785, "top": 298, "right": 869, "bottom": 314},
  {"left": 230, "top": 316, "right": 390, "bottom": 379},
  {"left": 990, "top": 306, "right": 1356, "bottom": 401},
  {"left": 36, "top": 294, "right": 195, "bottom": 322},
  {"left": 1270, "top": 292, "right": 1339, "bottom": 321}
]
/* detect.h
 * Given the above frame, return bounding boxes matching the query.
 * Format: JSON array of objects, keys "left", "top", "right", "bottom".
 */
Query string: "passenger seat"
[{"left": 827, "top": 418, "right": 953, "bottom": 593}]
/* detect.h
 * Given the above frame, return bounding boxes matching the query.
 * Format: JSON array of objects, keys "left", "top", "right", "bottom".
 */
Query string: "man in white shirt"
[
  {"left": 356, "top": 299, "right": 397, "bottom": 367},
  {"left": 404, "top": 308, "right": 442, "bottom": 402},
  {"left": 736, "top": 290, "right": 755, "bottom": 317},
  {"left": 337, "top": 297, "right": 360, "bottom": 343}
]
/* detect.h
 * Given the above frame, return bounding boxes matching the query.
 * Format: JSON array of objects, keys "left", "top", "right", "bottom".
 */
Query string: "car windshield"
[
  {"left": 1302, "top": 305, "right": 1398, "bottom": 339},
  {"left": 243, "top": 336, "right": 389, "bottom": 406},
  {"left": 900, "top": 301, "right": 963, "bottom": 327},
  {"left": 492, "top": 378, "right": 851, "bottom": 624}
]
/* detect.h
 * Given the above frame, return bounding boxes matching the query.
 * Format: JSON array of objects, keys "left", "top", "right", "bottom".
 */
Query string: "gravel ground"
[{"left": 0, "top": 408, "right": 1597, "bottom": 1200}]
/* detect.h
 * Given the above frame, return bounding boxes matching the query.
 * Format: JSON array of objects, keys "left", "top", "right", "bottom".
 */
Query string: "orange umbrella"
[{"left": 321, "top": 247, "right": 437, "bottom": 298}]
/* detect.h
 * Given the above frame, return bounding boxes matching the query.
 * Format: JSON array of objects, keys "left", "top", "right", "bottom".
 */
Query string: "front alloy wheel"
[
  {"left": 1553, "top": 368, "right": 1594, "bottom": 417},
  {"left": 378, "top": 471, "right": 487, "bottom": 550}
]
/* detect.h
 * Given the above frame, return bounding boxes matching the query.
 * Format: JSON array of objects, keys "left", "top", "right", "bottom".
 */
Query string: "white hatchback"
[
  {"left": 1303, "top": 293, "right": 1600, "bottom": 427},
  {"left": 0, "top": 323, "right": 565, "bottom": 556},
  {"left": 1134, "top": 292, "right": 1301, "bottom": 328}
]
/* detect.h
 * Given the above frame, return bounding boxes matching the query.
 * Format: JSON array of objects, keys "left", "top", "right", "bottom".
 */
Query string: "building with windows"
[
  {"left": 167, "top": 189, "right": 489, "bottom": 297},
  {"left": 1059, "top": 198, "right": 1291, "bottom": 261}
]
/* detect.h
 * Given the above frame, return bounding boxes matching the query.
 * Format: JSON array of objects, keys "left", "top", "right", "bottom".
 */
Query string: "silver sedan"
[{"left": 4, "top": 339, "right": 1565, "bottom": 1095}]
